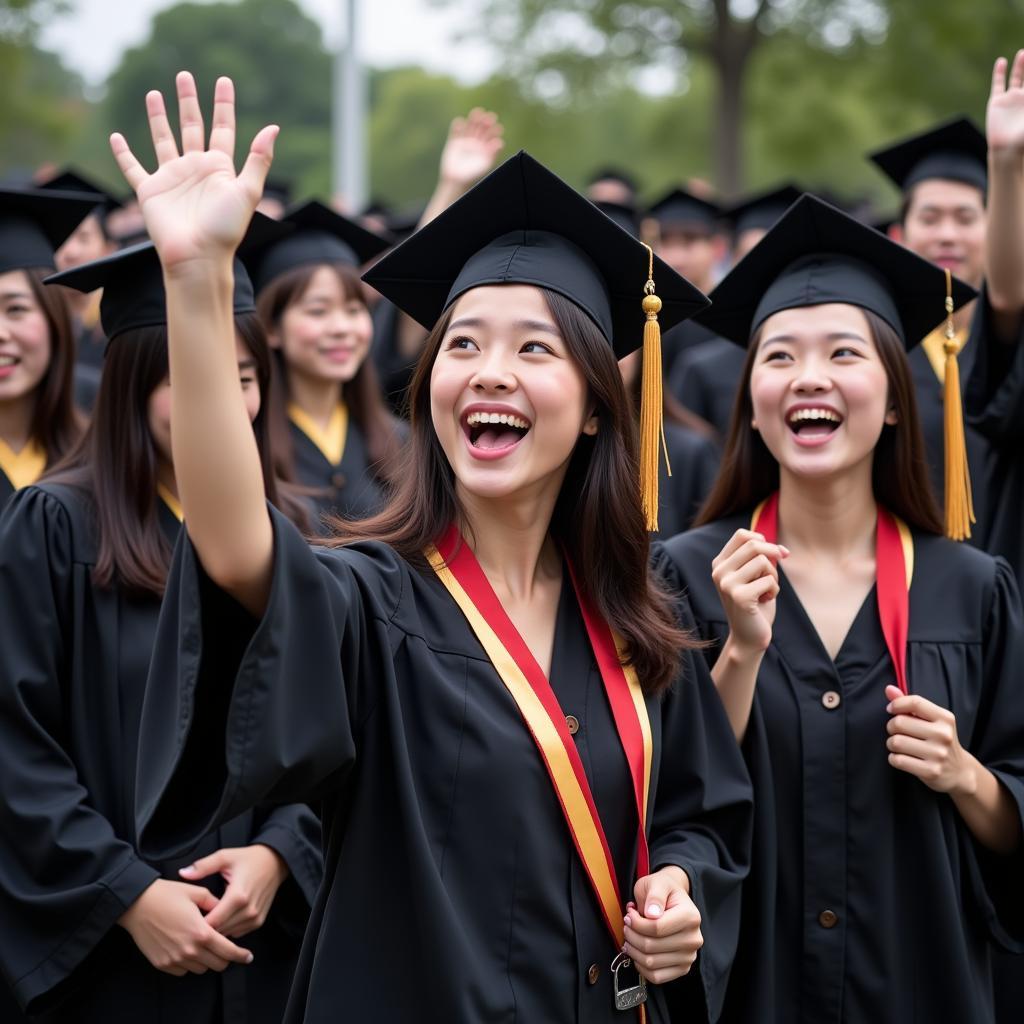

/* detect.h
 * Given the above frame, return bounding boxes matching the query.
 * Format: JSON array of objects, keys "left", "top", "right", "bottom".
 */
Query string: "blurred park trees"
[{"left": 2, "top": 0, "right": 1023, "bottom": 211}]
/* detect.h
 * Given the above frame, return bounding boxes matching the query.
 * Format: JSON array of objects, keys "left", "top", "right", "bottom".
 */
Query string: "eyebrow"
[
  {"left": 447, "top": 316, "right": 561, "bottom": 335},
  {"left": 761, "top": 331, "right": 868, "bottom": 345},
  {"left": 0, "top": 291, "right": 31, "bottom": 302},
  {"left": 238, "top": 359, "right": 257, "bottom": 370}
]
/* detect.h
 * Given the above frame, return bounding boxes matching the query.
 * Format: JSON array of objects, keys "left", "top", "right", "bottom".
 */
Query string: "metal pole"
[{"left": 332, "top": 0, "right": 366, "bottom": 211}]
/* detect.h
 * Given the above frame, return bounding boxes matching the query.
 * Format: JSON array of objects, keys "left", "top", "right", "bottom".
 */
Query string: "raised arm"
[
  {"left": 985, "top": 49, "right": 1024, "bottom": 339},
  {"left": 111, "top": 72, "right": 275, "bottom": 614}
]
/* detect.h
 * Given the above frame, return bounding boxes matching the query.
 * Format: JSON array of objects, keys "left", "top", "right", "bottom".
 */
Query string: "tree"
[{"left": 429, "top": 0, "right": 889, "bottom": 193}]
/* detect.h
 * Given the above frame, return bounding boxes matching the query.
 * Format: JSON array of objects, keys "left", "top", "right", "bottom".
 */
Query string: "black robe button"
[
  {"left": 587, "top": 963, "right": 600, "bottom": 985},
  {"left": 819, "top": 910, "right": 838, "bottom": 929},
  {"left": 821, "top": 690, "right": 841, "bottom": 709},
  {"left": 566, "top": 714, "right": 580, "bottom": 735}
]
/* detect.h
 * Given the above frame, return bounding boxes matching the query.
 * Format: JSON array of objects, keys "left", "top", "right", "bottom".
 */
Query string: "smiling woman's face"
[
  {"left": 749, "top": 302, "right": 896, "bottom": 481},
  {"left": 429, "top": 284, "right": 597, "bottom": 503}
]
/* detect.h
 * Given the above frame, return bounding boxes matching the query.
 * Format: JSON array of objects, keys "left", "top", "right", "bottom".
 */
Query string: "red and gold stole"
[
  {"left": 426, "top": 525, "right": 654, "bottom": 949},
  {"left": 751, "top": 491, "right": 915, "bottom": 693}
]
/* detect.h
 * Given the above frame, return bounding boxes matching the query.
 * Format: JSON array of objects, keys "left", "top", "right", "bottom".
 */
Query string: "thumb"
[
  {"left": 634, "top": 871, "right": 673, "bottom": 920},
  {"left": 185, "top": 885, "right": 221, "bottom": 914},
  {"left": 180, "top": 849, "right": 230, "bottom": 882},
  {"left": 884, "top": 684, "right": 903, "bottom": 705}
]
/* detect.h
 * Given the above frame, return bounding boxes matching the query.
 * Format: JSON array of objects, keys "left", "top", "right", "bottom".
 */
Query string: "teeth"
[
  {"left": 788, "top": 408, "right": 841, "bottom": 424},
  {"left": 465, "top": 411, "right": 530, "bottom": 430},
  {"left": 0, "top": 356, "right": 16, "bottom": 367}
]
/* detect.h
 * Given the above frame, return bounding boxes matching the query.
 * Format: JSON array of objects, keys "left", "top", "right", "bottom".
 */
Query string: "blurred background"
[{"left": 3, "top": 0, "right": 1022, "bottom": 214}]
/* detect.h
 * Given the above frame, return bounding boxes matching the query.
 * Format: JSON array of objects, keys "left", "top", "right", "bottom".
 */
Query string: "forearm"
[
  {"left": 986, "top": 148, "right": 1024, "bottom": 326},
  {"left": 709, "top": 636, "right": 764, "bottom": 743},
  {"left": 951, "top": 754, "right": 1022, "bottom": 855},
  {"left": 165, "top": 260, "right": 272, "bottom": 613}
]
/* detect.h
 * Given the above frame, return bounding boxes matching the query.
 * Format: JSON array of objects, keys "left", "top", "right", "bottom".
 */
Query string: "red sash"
[
  {"left": 426, "top": 525, "right": 653, "bottom": 949},
  {"left": 751, "top": 492, "right": 914, "bottom": 693}
]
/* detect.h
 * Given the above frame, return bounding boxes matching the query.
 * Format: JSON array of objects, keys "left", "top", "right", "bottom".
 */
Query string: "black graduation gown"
[
  {"left": 0, "top": 467, "right": 14, "bottom": 512},
  {"left": 659, "top": 516, "right": 1024, "bottom": 1024},
  {"left": 134, "top": 506, "right": 754, "bottom": 1023},
  {"left": 0, "top": 483, "right": 322, "bottom": 1022},
  {"left": 288, "top": 416, "right": 385, "bottom": 533},
  {"left": 75, "top": 320, "right": 107, "bottom": 373},
  {"left": 668, "top": 338, "right": 745, "bottom": 437},
  {"left": 654, "top": 422, "right": 719, "bottom": 538}
]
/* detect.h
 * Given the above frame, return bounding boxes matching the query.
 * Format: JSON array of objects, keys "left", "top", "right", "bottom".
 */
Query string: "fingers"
[
  {"left": 735, "top": 575, "right": 780, "bottom": 607},
  {"left": 180, "top": 850, "right": 229, "bottom": 883},
  {"left": 886, "top": 734, "right": 942, "bottom": 760},
  {"left": 1011, "top": 48, "right": 1024, "bottom": 91},
  {"left": 109, "top": 134, "right": 149, "bottom": 192},
  {"left": 625, "top": 900, "right": 701, "bottom": 941},
  {"left": 146, "top": 89, "right": 181, "bottom": 166},
  {"left": 886, "top": 693, "right": 948, "bottom": 722},
  {"left": 176, "top": 70, "right": 206, "bottom": 154},
  {"left": 203, "top": 926, "right": 255, "bottom": 965},
  {"left": 993, "top": 56, "right": 1008, "bottom": 96},
  {"left": 209, "top": 76, "right": 236, "bottom": 159},
  {"left": 887, "top": 713, "right": 939, "bottom": 741},
  {"left": 238, "top": 124, "right": 280, "bottom": 207},
  {"left": 204, "top": 886, "right": 267, "bottom": 937}
]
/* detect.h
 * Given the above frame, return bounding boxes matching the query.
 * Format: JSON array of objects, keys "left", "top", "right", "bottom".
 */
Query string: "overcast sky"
[{"left": 40, "top": 0, "right": 493, "bottom": 89}]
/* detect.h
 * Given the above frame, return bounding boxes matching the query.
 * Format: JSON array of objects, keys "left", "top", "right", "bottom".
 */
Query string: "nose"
[
  {"left": 790, "top": 357, "right": 832, "bottom": 395},
  {"left": 470, "top": 349, "right": 516, "bottom": 393}
]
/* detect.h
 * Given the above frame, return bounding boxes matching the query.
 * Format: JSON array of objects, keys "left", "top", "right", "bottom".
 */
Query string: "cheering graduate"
[
  {"left": 660, "top": 194, "right": 1024, "bottom": 1024},
  {"left": 120, "top": 73, "right": 752, "bottom": 1023},
  {"left": 0, "top": 187, "right": 95, "bottom": 512},
  {"left": 868, "top": 65, "right": 1024, "bottom": 545},
  {"left": 243, "top": 200, "right": 400, "bottom": 530},
  {"left": 669, "top": 185, "right": 803, "bottom": 436},
  {"left": 0, "top": 238, "right": 320, "bottom": 1023}
]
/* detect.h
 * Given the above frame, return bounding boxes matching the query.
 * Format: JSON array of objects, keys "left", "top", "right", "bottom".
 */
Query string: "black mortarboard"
[
  {"left": 261, "top": 178, "right": 293, "bottom": 207},
  {"left": 39, "top": 168, "right": 124, "bottom": 214},
  {"left": 869, "top": 117, "right": 987, "bottom": 194},
  {"left": 594, "top": 199, "right": 640, "bottom": 237},
  {"left": 363, "top": 150, "right": 710, "bottom": 532},
  {"left": 726, "top": 184, "right": 803, "bottom": 236},
  {"left": 46, "top": 214, "right": 288, "bottom": 342},
  {"left": 363, "top": 151, "right": 709, "bottom": 359},
  {"left": 0, "top": 186, "right": 101, "bottom": 276},
  {"left": 242, "top": 199, "right": 392, "bottom": 293},
  {"left": 695, "top": 193, "right": 976, "bottom": 349},
  {"left": 647, "top": 188, "right": 722, "bottom": 233}
]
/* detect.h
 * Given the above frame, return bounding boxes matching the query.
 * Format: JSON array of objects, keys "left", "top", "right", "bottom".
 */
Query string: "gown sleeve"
[
  {"left": 960, "top": 556, "right": 1024, "bottom": 951},
  {"left": 251, "top": 803, "right": 323, "bottom": 909},
  {"left": 135, "top": 503, "right": 402, "bottom": 863},
  {"left": 963, "top": 287, "right": 1024, "bottom": 444},
  {"left": 647, "top": 544, "right": 754, "bottom": 1022},
  {"left": 0, "top": 488, "right": 160, "bottom": 1013}
]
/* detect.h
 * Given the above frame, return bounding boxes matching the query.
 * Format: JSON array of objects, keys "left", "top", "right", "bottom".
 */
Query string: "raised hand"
[
  {"left": 438, "top": 107, "right": 505, "bottom": 191},
  {"left": 987, "top": 49, "right": 1024, "bottom": 156},
  {"left": 110, "top": 71, "right": 278, "bottom": 270},
  {"left": 711, "top": 529, "right": 787, "bottom": 655}
]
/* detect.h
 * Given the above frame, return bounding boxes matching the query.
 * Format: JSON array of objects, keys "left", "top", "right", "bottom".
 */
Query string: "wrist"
[
  {"left": 722, "top": 633, "right": 767, "bottom": 665},
  {"left": 988, "top": 148, "right": 1024, "bottom": 173},
  {"left": 952, "top": 753, "right": 980, "bottom": 799}
]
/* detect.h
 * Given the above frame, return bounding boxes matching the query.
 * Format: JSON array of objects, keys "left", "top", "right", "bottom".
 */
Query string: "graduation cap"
[
  {"left": 726, "top": 184, "right": 803, "bottom": 236},
  {"left": 869, "top": 117, "right": 987, "bottom": 194},
  {"left": 0, "top": 186, "right": 102, "bottom": 276},
  {"left": 695, "top": 192, "right": 978, "bottom": 541},
  {"left": 363, "top": 149, "right": 710, "bottom": 530},
  {"left": 45, "top": 213, "right": 288, "bottom": 342},
  {"left": 646, "top": 188, "right": 722, "bottom": 233},
  {"left": 39, "top": 168, "right": 124, "bottom": 216},
  {"left": 241, "top": 199, "right": 392, "bottom": 293}
]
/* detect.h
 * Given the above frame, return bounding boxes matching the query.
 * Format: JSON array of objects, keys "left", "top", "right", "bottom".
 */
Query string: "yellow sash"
[
  {"left": 288, "top": 401, "right": 348, "bottom": 466},
  {"left": 0, "top": 438, "right": 46, "bottom": 491}
]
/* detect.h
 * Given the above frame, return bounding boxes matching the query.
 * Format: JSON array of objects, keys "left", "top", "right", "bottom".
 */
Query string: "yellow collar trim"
[
  {"left": 920, "top": 326, "right": 968, "bottom": 386},
  {"left": 157, "top": 483, "right": 184, "bottom": 522},
  {"left": 0, "top": 437, "right": 46, "bottom": 491},
  {"left": 288, "top": 401, "right": 348, "bottom": 465}
]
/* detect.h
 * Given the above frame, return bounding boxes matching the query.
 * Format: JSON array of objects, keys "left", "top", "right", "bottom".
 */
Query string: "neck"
[
  {"left": 777, "top": 463, "right": 877, "bottom": 559},
  {"left": 156, "top": 459, "right": 178, "bottom": 499},
  {"left": 0, "top": 396, "right": 36, "bottom": 452},
  {"left": 458, "top": 484, "right": 563, "bottom": 602},
  {"left": 287, "top": 369, "right": 343, "bottom": 430}
]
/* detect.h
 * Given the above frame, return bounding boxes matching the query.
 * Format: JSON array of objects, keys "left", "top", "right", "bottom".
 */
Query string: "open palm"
[
  {"left": 988, "top": 49, "right": 1024, "bottom": 154},
  {"left": 110, "top": 72, "right": 278, "bottom": 269}
]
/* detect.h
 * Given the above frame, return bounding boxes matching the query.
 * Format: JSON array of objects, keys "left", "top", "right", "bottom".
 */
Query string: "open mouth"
[
  {"left": 786, "top": 406, "right": 843, "bottom": 439},
  {"left": 0, "top": 355, "right": 20, "bottom": 374},
  {"left": 462, "top": 409, "right": 532, "bottom": 452}
]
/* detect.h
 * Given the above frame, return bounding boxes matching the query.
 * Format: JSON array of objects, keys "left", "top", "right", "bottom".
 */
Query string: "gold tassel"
[
  {"left": 639, "top": 244, "right": 670, "bottom": 532},
  {"left": 941, "top": 268, "right": 975, "bottom": 541}
]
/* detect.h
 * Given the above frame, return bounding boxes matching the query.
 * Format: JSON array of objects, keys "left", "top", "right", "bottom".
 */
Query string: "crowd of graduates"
[{"left": 0, "top": 44, "right": 1023, "bottom": 1024}]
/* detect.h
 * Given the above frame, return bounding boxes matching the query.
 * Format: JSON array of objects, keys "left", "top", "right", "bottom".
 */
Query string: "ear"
[
  {"left": 750, "top": 418, "right": 759, "bottom": 431},
  {"left": 582, "top": 409, "right": 599, "bottom": 436},
  {"left": 884, "top": 407, "right": 899, "bottom": 426},
  {"left": 267, "top": 328, "right": 282, "bottom": 350},
  {"left": 887, "top": 222, "right": 903, "bottom": 245}
]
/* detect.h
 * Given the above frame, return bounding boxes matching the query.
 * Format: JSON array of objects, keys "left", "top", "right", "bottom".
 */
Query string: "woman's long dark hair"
[
  {"left": 256, "top": 262, "right": 403, "bottom": 487},
  {"left": 47, "top": 312, "right": 308, "bottom": 595},
  {"left": 330, "top": 288, "right": 696, "bottom": 696},
  {"left": 695, "top": 309, "right": 944, "bottom": 533},
  {"left": 21, "top": 268, "right": 84, "bottom": 464}
]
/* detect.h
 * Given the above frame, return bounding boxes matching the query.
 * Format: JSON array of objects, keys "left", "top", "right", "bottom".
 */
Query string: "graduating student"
[
  {"left": 668, "top": 185, "right": 802, "bottom": 436},
  {"left": 868, "top": 72, "right": 1024, "bottom": 544},
  {"left": 243, "top": 200, "right": 401, "bottom": 530},
  {"left": 119, "top": 73, "right": 752, "bottom": 1023},
  {"left": 0, "top": 187, "right": 95, "bottom": 512},
  {"left": 0, "top": 239, "right": 320, "bottom": 1022},
  {"left": 643, "top": 188, "right": 724, "bottom": 376},
  {"left": 660, "top": 195, "right": 1024, "bottom": 1024}
]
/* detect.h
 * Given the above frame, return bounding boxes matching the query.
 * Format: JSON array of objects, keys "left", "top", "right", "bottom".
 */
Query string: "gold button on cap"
[
  {"left": 821, "top": 691, "right": 841, "bottom": 710},
  {"left": 566, "top": 714, "right": 580, "bottom": 735},
  {"left": 587, "top": 963, "right": 600, "bottom": 985},
  {"left": 819, "top": 910, "right": 838, "bottom": 929}
]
